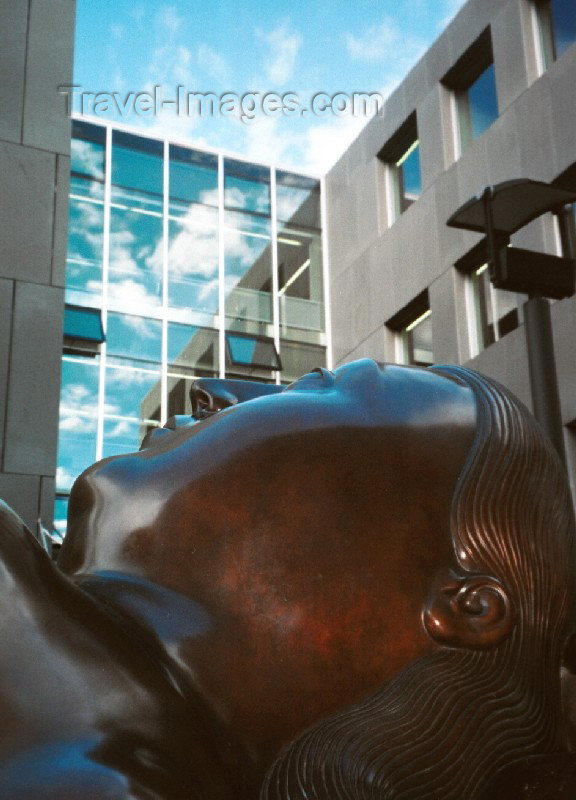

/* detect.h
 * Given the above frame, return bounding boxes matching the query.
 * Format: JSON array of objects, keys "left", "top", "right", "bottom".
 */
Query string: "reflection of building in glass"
[{"left": 56, "top": 118, "right": 328, "bottom": 534}]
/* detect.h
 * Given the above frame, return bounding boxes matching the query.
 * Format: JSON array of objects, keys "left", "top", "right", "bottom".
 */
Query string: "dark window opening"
[
  {"left": 443, "top": 28, "right": 498, "bottom": 151},
  {"left": 536, "top": 0, "right": 576, "bottom": 68},
  {"left": 386, "top": 291, "right": 433, "bottom": 366},
  {"left": 378, "top": 113, "right": 422, "bottom": 219}
]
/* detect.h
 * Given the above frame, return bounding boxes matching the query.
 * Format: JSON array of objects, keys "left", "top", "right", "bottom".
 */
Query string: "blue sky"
[{"left": 72, "top": 0, "right": 466, "bottom": 173}]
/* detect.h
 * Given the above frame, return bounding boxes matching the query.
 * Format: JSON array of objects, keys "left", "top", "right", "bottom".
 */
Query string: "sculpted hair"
[
  {"left": 434, "top": 365, "right": 576, "bottom": 652},
  {"left": 261, "top": 367, "right": 576, "bottom": 800}
]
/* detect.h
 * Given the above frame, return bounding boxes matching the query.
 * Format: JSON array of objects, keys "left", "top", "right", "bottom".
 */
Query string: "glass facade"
[{"left": 56, "top": 119, "right": 327, "bottom": 535}]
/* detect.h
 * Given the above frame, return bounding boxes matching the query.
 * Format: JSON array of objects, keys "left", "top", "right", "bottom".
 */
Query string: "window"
[
  {"left": 443, "top": 29, "right": 498, "bottom": 154},
  {"left": 466, "top": 264, "right": 521, "bottom": 354},
  {"left": 67, "top": 121, "right": 106, "bottom": 301},
  {"left": 276, "top": 171, "right": 324, "bottom": 342},
  {"left": 378, "top": 113, "right": 422, "bottom": 222},
  {"left": 387, "top": 292, "right": 433, "bottom": 367},
  {"left": 536, "top": 0, "right": 576, "bottom": 69},
  {"left": 168, "top": 146, "right": 219, "bottom": 320},
  {"left": 109, "top": 132, "right": 164, "bottom": 308},
  {"left": 552, "top": 163, "right": 576, "bottom": 261},
  {"left": 225, "top": 332, "right": 281, "bottom": 372},
  {"left": 224, "top": 158, "right": 273, "bottom": 338},
  {"left": 456, "top": 245, "right": 523, "bottom": 357},
  {"left": 63, "top": 304, "right": 105, "bottom": 356}
]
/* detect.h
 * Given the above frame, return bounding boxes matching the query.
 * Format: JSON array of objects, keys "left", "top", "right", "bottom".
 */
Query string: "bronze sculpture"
[{"left": 0, "top": 359, "right": 574, "bottom": 798}]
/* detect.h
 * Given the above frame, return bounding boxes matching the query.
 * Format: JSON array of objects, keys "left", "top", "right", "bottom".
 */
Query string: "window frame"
[
  {"left": 455, "top": 244, "right": 523, "bottom": 358},
  {"left": 378, "top": 113, "right": 422, "bottom": 224},
  {"left": 535, "top": 0, "right": 576, "bottom": 70},
  {"left": 442, "top": 28, "right": 498, "bottom": 155},
  {"left": 386, "top": 291, "right": 433, "bottom": 367}
]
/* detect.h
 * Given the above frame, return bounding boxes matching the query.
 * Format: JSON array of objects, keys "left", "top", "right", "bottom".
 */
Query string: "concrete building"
[
  {"left": 0, "top": 0, "right": 75, "bottom": 531},
  {"left": 324, "top": 0, "right": 576, "bottom": 495}
]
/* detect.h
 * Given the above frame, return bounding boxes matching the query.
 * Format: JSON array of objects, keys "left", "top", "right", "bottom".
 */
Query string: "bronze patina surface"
[{"left": 0, "top": 360, "right": 574, "bottom": 798}]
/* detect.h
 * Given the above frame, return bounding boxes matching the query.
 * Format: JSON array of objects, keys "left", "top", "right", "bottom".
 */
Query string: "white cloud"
[
  {"left": 157, "top": 5, "right": 183, "bottom": 35},
  {"left": 197, "top": 44, "right": 229, "bottom": 84},
  {"left": 346, "top": 18, "right": 426, "bottom": 64},
  {"left": 146, "top": 43, "right": 195, "bottom": 89},
  {"left": 346, "top": 19, "right": 399, "bottom": 61},
  {"left": 239, "top": 112, "right": 368, "bottom": 175},
  {"left": 257, "top": 21, "right": 302, "bottom": 85}
]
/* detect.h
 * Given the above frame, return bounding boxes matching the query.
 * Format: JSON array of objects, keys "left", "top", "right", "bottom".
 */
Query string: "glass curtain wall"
[
  {"left": 56, "top": 121, "right": 327, "bottom": 534},
  {"left": 167, "top": 145, "right": 220, "bottom": 414},
  {"left": 223, "top": 159, "right": 277, "bottom": 379},
  {"left": 276, "top": 171, "right": 325, "bottom": 381},
  {"left": 57, "top": 120, "right": 106, "bottom": 529},
  {"left": 105, "top": 131, "right": 164, "bottom": 460}
]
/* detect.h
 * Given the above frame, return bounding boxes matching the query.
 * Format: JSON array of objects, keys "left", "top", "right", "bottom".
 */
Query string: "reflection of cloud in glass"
[
  {"left": 168, "top": 206, "right": 219, "bottom": 279},
  {"left": 105, "top": 366, "right": 160, "bottom": 419},
  {"left": 67, "top": 199, "right": 104, "bottom": 291},
  {"left": 225, "top": 227, "right": 270, "bottom": 278},
  {"left": 56, "top": 466, "right": 78, "bottom": 491},
  {"left": 110, "top": 209, "right": 163, "bottom": 275},
  {"left": 107, "top": 313, "right": 162, "bottom": 364},
  {"left": 108, "top": 312, "right": 161, "bottom": 342},
  {"left": 225, "top": 184, "right": 270, "bottom": 214},
  {"left": 59, "top": 410, "right": 98, "bottom": 433},
  {"left": 109, "top": 227, "right": 139, "bottom": 274},
  {"left": 200, "top": 187, "right": 219, "bottom": 206},
  {"left": 105, "top": 418, "right": 135, "bottom": 439},
  {"left": 59, "top": 382, "right": 98, "bottom": 433},
  {"left": 276, "top": 190, "right": 312, "bottom": 223},
  {"left": 197, "top": 277, "right": 219, "bottom": 301},
  {"left": 71, "top": 140, "right": 104, "bottom": 180},
  {"left": 107, "top": 277, "right": 160, "bottom": 308},
  {"left": 105, "top": 367, "right": 159, "bottom": 389}
]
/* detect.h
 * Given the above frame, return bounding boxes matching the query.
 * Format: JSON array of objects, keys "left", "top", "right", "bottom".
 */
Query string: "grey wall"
[
  {"left": 324, "top": 0, "right": 576, "bottom": 494},
  {"left": 0, "top": 0, "right": 75, "bottom": 530}
]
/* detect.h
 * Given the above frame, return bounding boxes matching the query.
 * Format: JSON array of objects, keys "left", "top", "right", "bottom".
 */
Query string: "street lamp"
[{"left": 448, "top": 179, "right": 576, "bottom": 464}]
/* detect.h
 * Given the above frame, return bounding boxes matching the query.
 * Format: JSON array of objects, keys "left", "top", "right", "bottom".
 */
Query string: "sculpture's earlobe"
[{"left": 423, "top": 571, "right": 516, "bottom": 649}]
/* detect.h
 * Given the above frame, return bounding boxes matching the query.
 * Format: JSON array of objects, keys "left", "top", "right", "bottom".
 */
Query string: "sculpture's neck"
[{"left": 261, "top": 642, "right": 565, "bottom": 800}]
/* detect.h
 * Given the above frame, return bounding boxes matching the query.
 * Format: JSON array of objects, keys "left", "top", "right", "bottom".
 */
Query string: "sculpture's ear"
[{"left": 423, "top": 570, "right": 516, "bottom": 649}]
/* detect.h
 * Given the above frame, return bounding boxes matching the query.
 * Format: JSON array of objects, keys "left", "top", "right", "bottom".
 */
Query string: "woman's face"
[
  {"left": 62, "top": 360, "right": 475, "bottom": 577},
  {"left": 60, "top": 360, "right": 477, "bottom": 758}
]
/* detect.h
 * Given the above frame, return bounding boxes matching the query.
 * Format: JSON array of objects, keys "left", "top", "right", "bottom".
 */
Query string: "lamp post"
[{"left": 448, "top": 179, "right": 576, "bottom": 465}]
